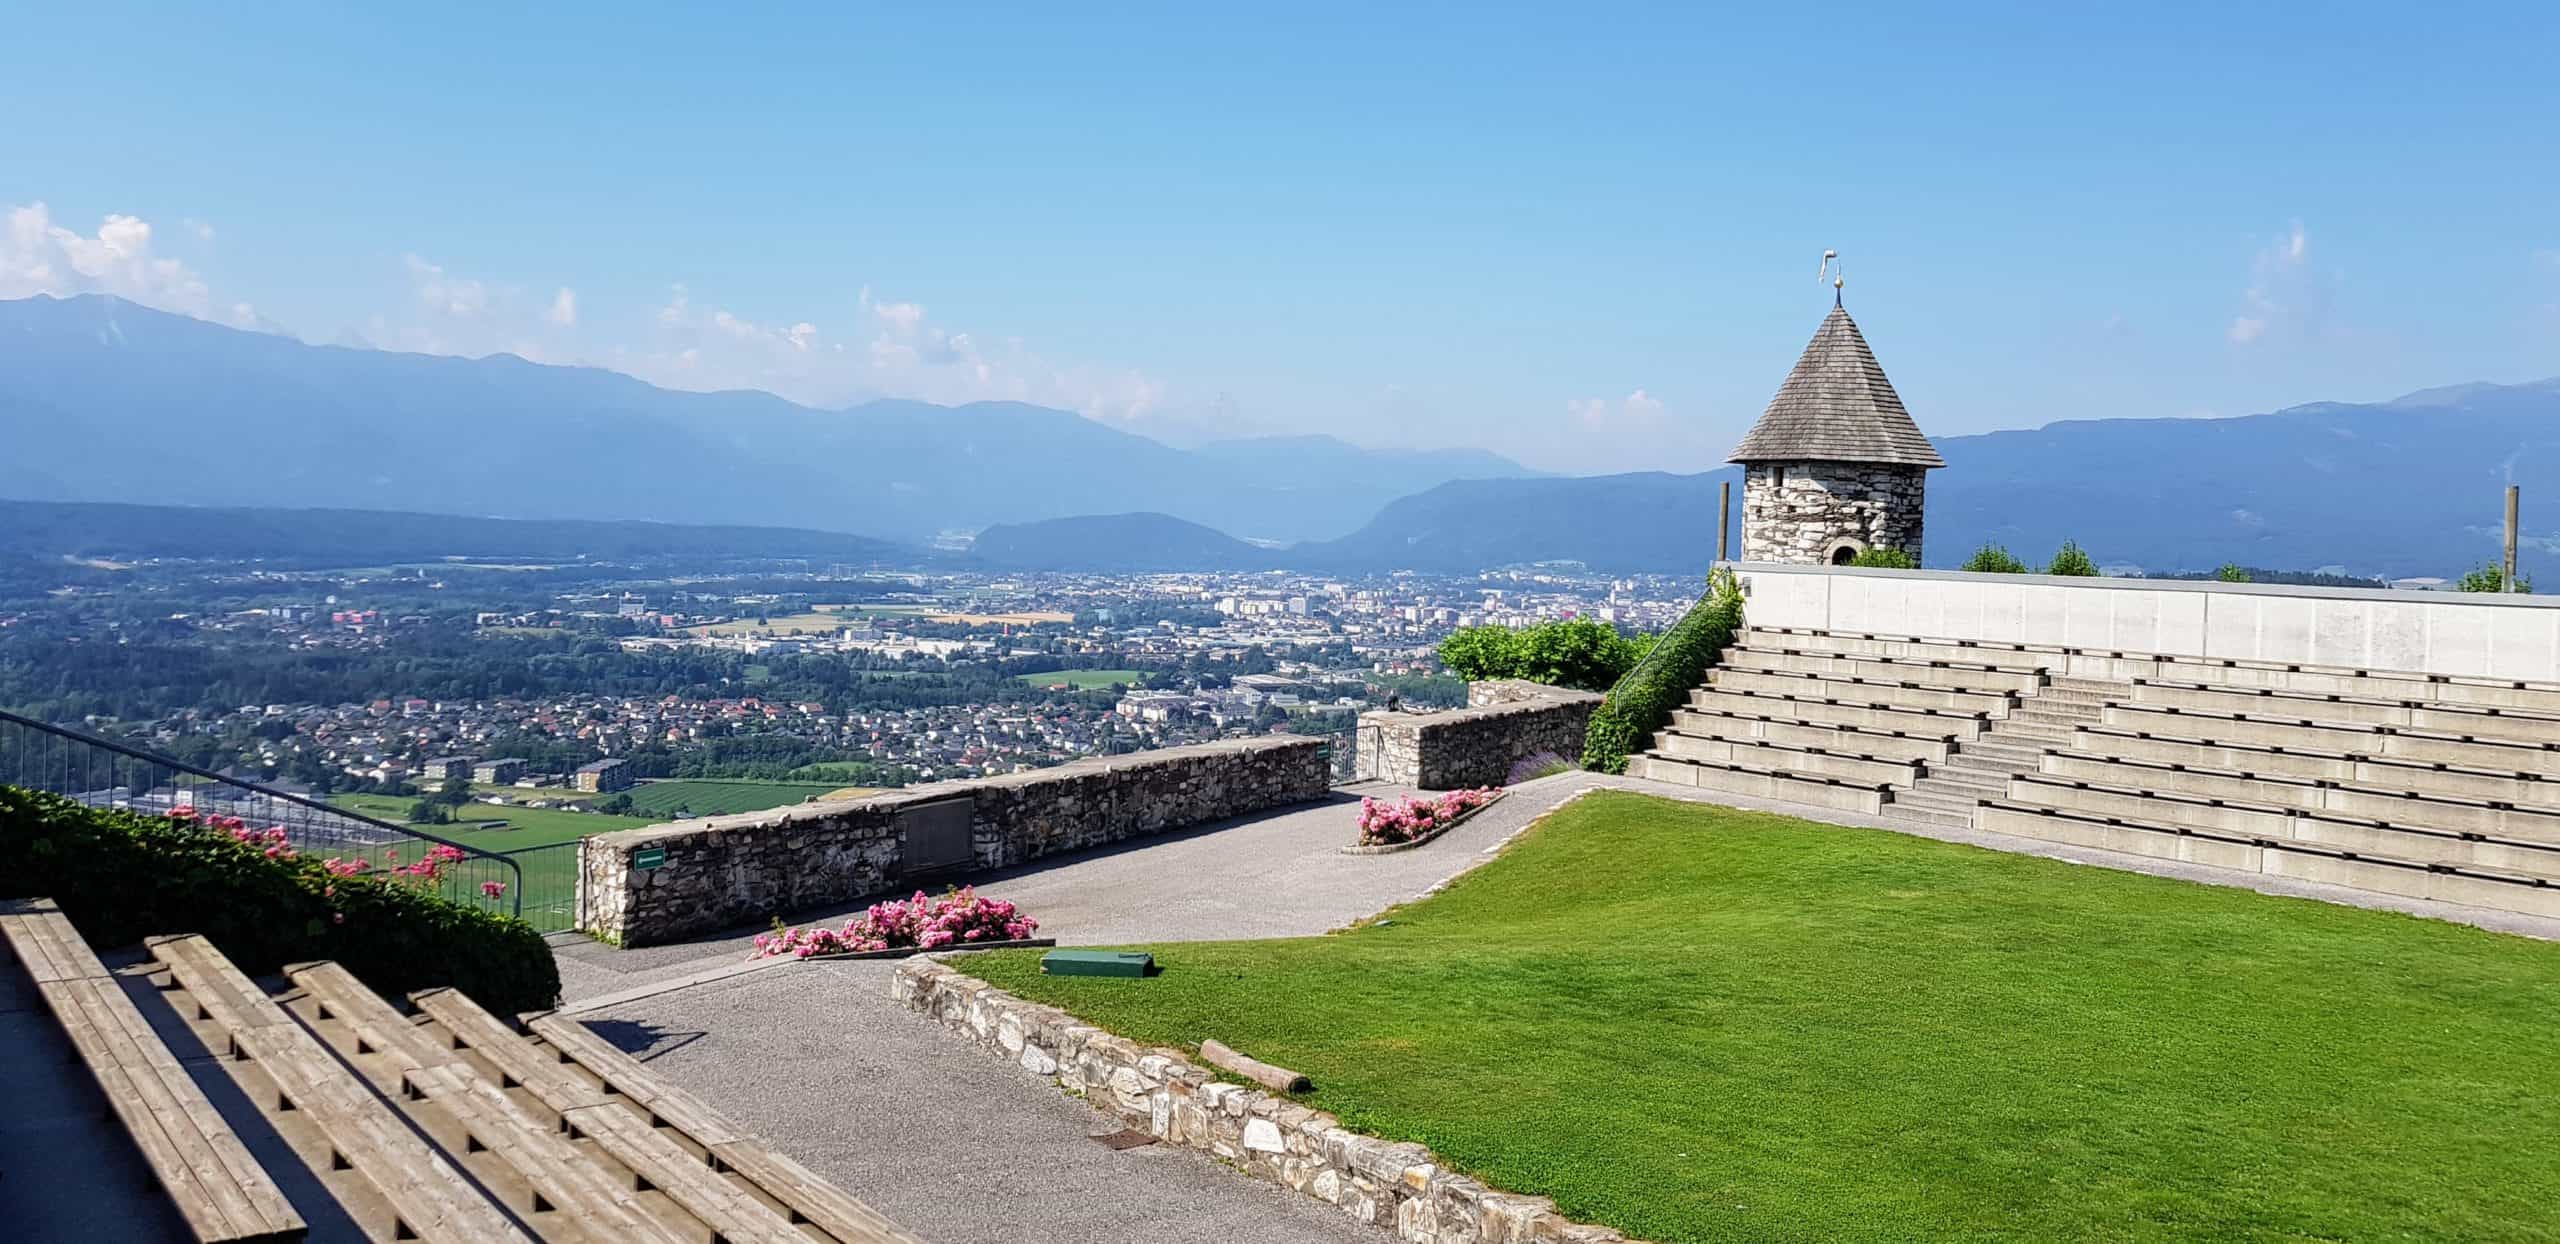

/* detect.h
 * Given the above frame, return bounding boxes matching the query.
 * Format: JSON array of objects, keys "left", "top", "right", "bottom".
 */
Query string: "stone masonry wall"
[
  {"left": 893, "top": 958, "right": 1650, "bottom": 1243},
  {"left": 578, "top": 736, "right": 1328, "bottom": 946},
  {"left": 1740, "top": 460, "right": 1927, "bottom": 565},
  {"left": 1355, "top": 681, "right": 1602, "bottom": 789}
]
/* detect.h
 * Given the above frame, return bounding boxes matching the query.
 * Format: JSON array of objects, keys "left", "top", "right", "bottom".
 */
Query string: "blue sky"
[{"left": 5, "top": 2, "right": 2555, "bottom": 473}]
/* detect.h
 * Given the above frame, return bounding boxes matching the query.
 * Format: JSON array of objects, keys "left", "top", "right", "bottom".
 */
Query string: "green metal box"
[{"left": 1040, "top": 950, "right": 1156, "bottom": 978}]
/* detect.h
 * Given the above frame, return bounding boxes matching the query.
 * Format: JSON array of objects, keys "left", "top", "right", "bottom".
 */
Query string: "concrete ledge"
[{"left": 891, "top": 957, "right": 1658, "bottom": 1244}]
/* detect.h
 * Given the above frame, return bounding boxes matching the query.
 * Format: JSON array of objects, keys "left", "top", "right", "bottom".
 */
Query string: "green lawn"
[
  {"left": 622, "top": 779, "right": 844, "bottom": 818},
  {"left": 1015, "top": 669, "right": 1146, "bottom": 690},
  {"left": 967, "top": 791, "right": 2560, "bottom": 1243},
  {"left": 331, "top": 793, "right": 656, "bottom": 849}
]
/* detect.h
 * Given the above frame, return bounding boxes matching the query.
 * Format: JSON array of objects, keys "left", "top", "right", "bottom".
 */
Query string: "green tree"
[
  {"left": 1961, "top": 543, "right": 2028, "bottom": 574},
  {"left": 2047, "top": 541, "right": 2099, "bottom": 577},
  {"left": 1847, "top": 547, "right": 1918, "bottom": 569},
  {"left": 435, "top": 775, "right": 472, "bottom": 806},
  {"left": 2458, "top": 564, "right": 2533, "bottom": 593},
  {"left": 1436, "top": 618, "right": 1647, "bottom": 691},
  {"left": 2215, "top": 564, "right": 2252, "bottom": 583},
  {"left": 405, "top": 798, "right": 451, "bottom": 825}
]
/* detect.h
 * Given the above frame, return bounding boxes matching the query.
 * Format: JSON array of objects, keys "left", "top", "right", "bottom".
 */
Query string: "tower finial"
[{"left": 1818, "top": 249, "right": 1844, "bottom": 307}]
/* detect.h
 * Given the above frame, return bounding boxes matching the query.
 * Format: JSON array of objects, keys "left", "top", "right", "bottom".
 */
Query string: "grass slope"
[{"left": 967, "top": 791, "right": 2560, "bottom": 1243}]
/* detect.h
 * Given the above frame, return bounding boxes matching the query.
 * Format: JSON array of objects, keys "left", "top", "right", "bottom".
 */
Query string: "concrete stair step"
[
  {"left": 1892, "top": 788, "right": 1986, "bottom": 814},
  {"left": 1884, "top": 803, "right": 1977, "bottom": 828},
  {"left": 1955, "top": 742, "right": 2045, "bottom": 766},
  {"left": 1919, "top": 771, "right": 2008, "bottom": 794}
]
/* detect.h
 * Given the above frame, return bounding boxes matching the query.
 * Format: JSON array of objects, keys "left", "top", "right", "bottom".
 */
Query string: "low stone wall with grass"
[
  {"left": 578, "top": 737, "right": 1328, "bottom": 946},
  {"left": 893, "top": 957, "right": 1649, "bottom": 1244},
  {"left": 1355, "top": 680, "right": 1602, "bottom": 790}
]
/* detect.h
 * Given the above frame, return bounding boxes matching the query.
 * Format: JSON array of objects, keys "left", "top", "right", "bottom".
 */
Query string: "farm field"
[
  {"left": 621, "top": 779, "right": 844, "bottom": 818},
  {"left": 972, "top": 791, "right": 2560, "bottom": 1243},
  {"left": 685, "top": 611, "right": 851, "bottom": 637},
  {"left": 1015, "top": 669, "right": 1147, "bottom": 690}
]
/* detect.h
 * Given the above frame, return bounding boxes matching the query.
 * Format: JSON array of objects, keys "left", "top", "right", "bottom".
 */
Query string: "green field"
[
  {"left": 1015, "top": 669, "right": 1146, "bottom": 690},
  {"left": 621, "top": 779, "right": 845, "bottom": 818},
  {"left": 332, "top": 793, "right": 656, "bottom": 850},
  {"left": 969, "top": 791, "right": 2560, "bottom": 1243}
]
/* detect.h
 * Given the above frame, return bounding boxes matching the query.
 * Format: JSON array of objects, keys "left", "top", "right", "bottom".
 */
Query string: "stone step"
[
  {"left": 1891, "top": 788, "right": 1986, "bottom": 814},
  {"left": 1883, "top": 803, "right": 1976, "bottom": 829},
  {"left": 1918, "top": 770, "right": 2008, "bottom": 795}
]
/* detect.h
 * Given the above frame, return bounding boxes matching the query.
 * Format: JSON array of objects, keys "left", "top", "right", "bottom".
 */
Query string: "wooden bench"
[
  {"left": 286, "top": 963, "right": 695, "bottom": 1244},
  {"left": 523, "top": 1009, "right": 925, "bottom": 1244},
  {"left": 412, "top": 989, "right": 815, "bottom": 1244},
  {"left": 0, "top": 899, "right": 305, "bottom": 1243},
  {"left": 146, "top": 935, "right": 535, "bottom": 1243}
]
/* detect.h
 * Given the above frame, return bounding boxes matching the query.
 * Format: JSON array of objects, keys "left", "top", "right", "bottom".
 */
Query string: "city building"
[
  {"left": 473, "top": 758, "right": 528, "bottom": 785},
  {"left": 574, "top": 758, "right": 632, "bottom": 793}
]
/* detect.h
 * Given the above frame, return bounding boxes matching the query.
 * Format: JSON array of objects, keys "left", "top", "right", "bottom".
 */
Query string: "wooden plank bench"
[
  {"left": 412, "top": 989, "right": 816, "bottom": 1244},
  {"left": 145, "top": 935, "right": 534, "bottom": 1243},
  {"left": 523, "top": 1010, "right": 924, "bottom": 1244},
  {"left": 287, "top": 963, "right": 695, "bottom": 1244},
  {"left": 0, "top": 899, "right": 306, "bottom": 1243}
]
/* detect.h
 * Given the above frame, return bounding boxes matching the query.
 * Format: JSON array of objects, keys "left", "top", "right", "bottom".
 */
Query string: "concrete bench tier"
[
  {"left": 1686, "top": 687, "right": 1988, "bottom": 739},
  {"left": 1740, "top": 627, "right": 2061, "bottom": 672},
  {"left": 1646, "top": 732, "right": 1923, "bottom": 786},
  {"left": 1632, "top": 752, "right": 1890, "bottom": 814},
  {"left": 1723, "top": 643, "right": 2048, "bottom": 695},
  {"left": 1752, "top": 625, "right": 2560, "bottom": 713},
  {"left": 0, "top": 901, "right": 303, "bottom": 1244},
  {"left": 145, "top": 934, "right": 533, "bottom": 1243},
  {"left": 1708, "top": 667, "right": 2015, "bottom": 717},
  {"left": 281, "top": 962, "right": 698, "bottom": 1244},
  {"left": 2004, "top": 775, "right": 2560, "bottom": 879},
  {"left": 2098, "top": 703, "right": 2560, "bottom": 775},
  {"left": 2065, "top": 727, "right": 2560, "bottom": 810},
  {"left": 1976, "top": 803, "right": 2560, "bottom": 919},
  {"left": 2127, "top": 679, "right": 2560, "bottom": 745},
  {"left": 1661, "top": 707, "right": 1957, "bottom": 764},
  {"left": 2036, "top": 752, "right": 2560, "bottom": 845}
]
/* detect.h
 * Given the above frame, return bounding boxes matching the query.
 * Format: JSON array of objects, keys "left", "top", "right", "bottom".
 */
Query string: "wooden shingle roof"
[{"left": 1729, "top": 305, "right": 1944, "bottom": 468}]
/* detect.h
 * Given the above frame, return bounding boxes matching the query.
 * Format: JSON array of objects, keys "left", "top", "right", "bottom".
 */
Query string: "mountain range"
[
  {"left": 0, "top": 294, "right": 1535, "bottom": 546},
  {"left": 5, "top": 293, "right": 2555, "bottom": 580}
]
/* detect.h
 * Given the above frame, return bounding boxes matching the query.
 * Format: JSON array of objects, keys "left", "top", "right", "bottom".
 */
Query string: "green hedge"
[
  {"left": 1582, "top": 571, "right": 1745, "bottom": 774},
  {"left": 0, "top": 785, "right": 558, "bottom": 1015},
  {"left": 1437, "top": 617, "right": 1654, "bottom": 692}
]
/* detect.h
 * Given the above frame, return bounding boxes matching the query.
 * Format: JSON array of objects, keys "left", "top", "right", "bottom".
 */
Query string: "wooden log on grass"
[{"left": 1200, "top": 1038, "right": 1312, "bottom": 1093}]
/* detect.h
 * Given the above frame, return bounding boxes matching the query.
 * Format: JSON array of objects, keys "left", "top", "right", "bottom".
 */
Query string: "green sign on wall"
[{"left": 633, "top": 847, "right": 667, "bottom": 870}]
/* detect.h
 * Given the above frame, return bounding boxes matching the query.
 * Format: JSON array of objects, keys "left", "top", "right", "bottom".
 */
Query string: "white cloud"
[
  {"left": 2229, "top": 219, "right": 2318, "bottom": 347},
  {"left": 404, "top": 254, "right": 488, "bottom": 317},
  {"left": 546, "top": 287, "right": 577, "bottom": 327},
  {"left": 184, "top": 218, "right": 215, "bottom": 242},
  {"left": 0, "top": 201, "right": 218, "bottom": 318},
  {"left": 1568, "top": 389, "right": 1665, "bottom": 426}
]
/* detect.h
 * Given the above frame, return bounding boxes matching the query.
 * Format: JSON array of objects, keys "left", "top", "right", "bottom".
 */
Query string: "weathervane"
[{"left": 1818, "top": 249, "right": 1844, "bottom": 307}]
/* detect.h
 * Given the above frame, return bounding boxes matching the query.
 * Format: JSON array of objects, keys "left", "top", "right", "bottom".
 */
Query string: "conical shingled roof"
[{"left": 1729, "top": 305, "right": 1944, "bottom": 468}]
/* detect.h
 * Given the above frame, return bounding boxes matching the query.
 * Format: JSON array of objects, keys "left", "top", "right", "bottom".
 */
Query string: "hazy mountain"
[
  {"left": 971, "top": 512, "right": 1275, "bottom": 572},
  {"left": 1006, "top": 380, "right": 2560, "bottom": 579},
  {"left": 1190, "top": 436, "right": 1535, "bottom": 485},
  {"left": 0, "top": 295, "right": 1513, "bottom": 544},
  {"left": 0, "top": 498, "right": 916, "bottom": 568}
]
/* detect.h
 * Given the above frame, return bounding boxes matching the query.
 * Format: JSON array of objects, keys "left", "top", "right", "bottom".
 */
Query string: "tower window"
[{"left": 1772, "top": 466, "right": 1787, "bottom": 490}]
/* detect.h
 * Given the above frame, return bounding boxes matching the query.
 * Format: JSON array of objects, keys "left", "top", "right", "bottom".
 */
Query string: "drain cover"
[{"left": 1089, "top": 1129, "right": 1158, "bottom": 1150}]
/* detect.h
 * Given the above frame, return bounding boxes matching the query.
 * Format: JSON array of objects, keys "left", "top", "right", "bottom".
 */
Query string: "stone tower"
[{"left": 1729, "top": 300, "right": 1943, "bottom": 564}]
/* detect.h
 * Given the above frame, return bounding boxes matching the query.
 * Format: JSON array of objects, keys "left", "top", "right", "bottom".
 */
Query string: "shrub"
[
  {"left": 2046, "top": 541, "right": 2099, "bottom": 577},
  {"left": 2215, "top": 564, "right": 2253, "bottom": 583},
  {"left": 1582, "top": 569, "right": 1745, "bottom": 774},
  {"left": 2458, "top": 564, "right": 2534, "bottom": 593},
  {"left": 1437, "top": 617, "right": 1648, "bottom": 692},
  {"left": 1846, "top": 546, "right": 1919, "bottom": 569},
  {"left": 1961, "top": 543, "right": 2028, "bottom": 574},
  {"left": 752, "top": 886, "right": 1034, "bottom": 958},
  {"left": 0, "top": 786, "right": 558, "bottom": 1015}
]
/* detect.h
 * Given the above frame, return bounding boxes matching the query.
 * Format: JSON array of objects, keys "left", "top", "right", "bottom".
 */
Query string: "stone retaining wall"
[
  {"left": 892, "top": 958, "right": 1647, "bottom": 1243},
  {"left": 578, "top": 737, "right": 1328, "bottom": 946},
  {"left": 1356, "top": 681, "right": 1602, "bottom": 789}
]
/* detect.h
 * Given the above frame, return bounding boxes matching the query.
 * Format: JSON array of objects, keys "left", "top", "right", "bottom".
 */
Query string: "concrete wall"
[
  {"left": 1734, "top": 562, "right": 2560, "bottom": 683},
  {"left": 578, "top": 737, "right": 1329, "bottom": 946},
  {"left": 1353, "top": 680, "right": 1601, "bottom": 789}
]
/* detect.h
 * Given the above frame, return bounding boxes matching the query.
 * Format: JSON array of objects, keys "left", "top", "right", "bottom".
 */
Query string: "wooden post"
[
  {"left": 1201, "top": 1039, "right": 1312, "bottom": 1093},
  {"left": 1720, "top": 479, "right": 1733, "bottom": 562},
  {"left": 2507, "top": 485, "right": 2522, "bottom": 592}
]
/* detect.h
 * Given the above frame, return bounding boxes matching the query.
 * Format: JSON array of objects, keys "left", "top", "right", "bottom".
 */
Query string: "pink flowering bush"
[
  {"left": 751, "top": 886, "right": 1038, "bottom": 960},
  {"left": 1356, "top": 787, "right": 1500, "bottom": 847}
]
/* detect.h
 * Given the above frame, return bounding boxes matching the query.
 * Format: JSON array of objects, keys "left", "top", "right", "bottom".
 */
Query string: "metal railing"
[{"left": 0, "top": 708, "right": 525, "bottom": 922}]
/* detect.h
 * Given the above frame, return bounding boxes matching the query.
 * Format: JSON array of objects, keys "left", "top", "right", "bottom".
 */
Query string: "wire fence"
[{"left": 0, "top": 708, "right": 526, "bottom": 923}]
